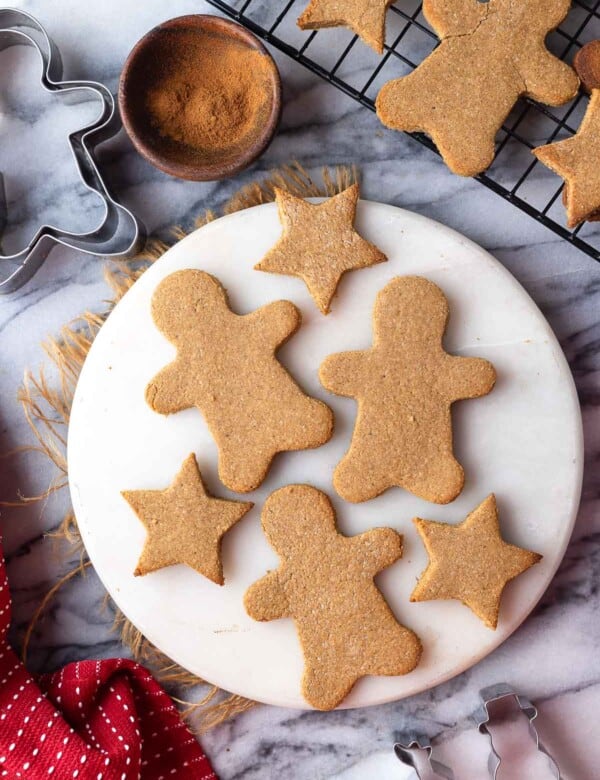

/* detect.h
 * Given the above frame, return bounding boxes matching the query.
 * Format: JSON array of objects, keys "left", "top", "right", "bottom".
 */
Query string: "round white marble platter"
[{"left": 68, "top": 200, "right": 583, "bottom": 710}]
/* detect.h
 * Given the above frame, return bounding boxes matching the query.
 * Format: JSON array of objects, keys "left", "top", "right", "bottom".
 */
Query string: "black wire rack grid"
[{"left": 205, "top": 0, "right": 600, "bottom": 263}]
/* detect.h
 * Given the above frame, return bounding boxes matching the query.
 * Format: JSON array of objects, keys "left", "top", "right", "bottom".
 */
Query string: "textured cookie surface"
[
  {"left": 376, "top": 0, "right": 579, "bottom": 176},
  {"left": 146, "top": 270, "right": 333, "bottom": 493},
  {"left": 534, "top": 40, "right": 600, "bottom": 227},
  {"left": 320, "top": 276, "right": 496, "bottom": 504},
  {"left": 122, "top": 454, "right": 253, "bottom": 583},
  {"left": 255, "top": 184, "right": 386, "bottom": 315},
  {"left": 244, "top": 484, "right": 422, "bottom": 710},
  {"left": 411, "top": 494, "right": 542, "bottom": 629},
  {"left": 297, "top": 0, "right": 393, "bottom": 54}
]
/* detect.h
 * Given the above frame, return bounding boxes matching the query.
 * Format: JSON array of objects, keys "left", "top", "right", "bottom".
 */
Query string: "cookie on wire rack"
[
  {"left": 534, "top": 40, "right": 600, "bottom": 227},
  {"left": 297, "top": 0, "right": 394, "bottom": 54},
  {"left": 376, "top": 0, "right": 579, "bottom": 176}
]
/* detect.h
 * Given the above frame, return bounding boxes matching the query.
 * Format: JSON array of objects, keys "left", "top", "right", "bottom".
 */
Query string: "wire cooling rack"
[{"left": 205, "top": 0, "right": 600, "bottom": 262}]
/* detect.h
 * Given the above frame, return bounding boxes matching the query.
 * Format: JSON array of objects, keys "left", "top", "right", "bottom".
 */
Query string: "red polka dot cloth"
[{"left": 0, "top": 539, "right": 217, "bottom": 779}]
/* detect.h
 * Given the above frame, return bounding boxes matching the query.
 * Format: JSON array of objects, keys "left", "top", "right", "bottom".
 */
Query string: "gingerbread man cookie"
[
  {"left": 146, "top": 270, "right": 333, "bottom": 493},
  {"left": 411, "top": 494, "right": 542, "bottom": 629},
  {"left": 297, "top": 0, "right": 394, "bottom": 54},
  {"left": 244, "top": 484, "right": 422, "bottom": 710},
  {"left": 320, "top": 276, "right": 496, "bottom": 504},
  {"left": 376, "top": 0, "right": 579, "bottom": 176},
  {"left": 534, "top": 40, "right": 600, "bottom": 227},
  {"left": 255, "top": 185, "right": 386, "bottom": 315}
]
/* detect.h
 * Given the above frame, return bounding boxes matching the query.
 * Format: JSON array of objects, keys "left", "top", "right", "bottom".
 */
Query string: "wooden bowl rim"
[{"left": 118, "top": 14, "right": 282, "bottom": 182}]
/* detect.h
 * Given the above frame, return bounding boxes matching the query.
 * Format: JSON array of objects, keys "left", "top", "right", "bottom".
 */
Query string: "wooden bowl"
[{"left": 118, "top": 15, "right": 281, "bottom": 181}]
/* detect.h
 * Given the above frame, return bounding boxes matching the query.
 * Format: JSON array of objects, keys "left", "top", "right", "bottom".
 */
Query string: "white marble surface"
[{"left": 0, "top": 1, "right": 599, "bottom": 778}]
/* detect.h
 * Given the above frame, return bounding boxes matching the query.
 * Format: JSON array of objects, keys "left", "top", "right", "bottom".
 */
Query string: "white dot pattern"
[{"left": 0, "top": 541, "right": 216, "bottom": 779}]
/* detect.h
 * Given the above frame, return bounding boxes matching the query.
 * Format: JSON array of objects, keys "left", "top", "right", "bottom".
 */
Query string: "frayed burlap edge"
[{"left": 13, "top": 163, "right": 357, "bottom": 734}]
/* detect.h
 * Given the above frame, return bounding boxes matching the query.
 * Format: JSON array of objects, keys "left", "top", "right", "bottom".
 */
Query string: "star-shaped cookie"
[
  {"left": 297, "top": 0, "right": 393, "bottom": 54},
  {"left": 255, "top": 184, "right": 386, "bottom": 315},
  {"left": 534, "top": 41, "right": 600, "bottom": 227},
  {"left": 411, "top": 494, "right": 542, "bottom": 629},
  {"left": 122, "top": 454, "right": 253, "bottom": 584}
]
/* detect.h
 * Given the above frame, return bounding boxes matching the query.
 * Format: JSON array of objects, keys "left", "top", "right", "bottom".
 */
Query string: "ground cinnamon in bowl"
[{"left": 119, "top": 16, "right": 281, "bottom": 180}]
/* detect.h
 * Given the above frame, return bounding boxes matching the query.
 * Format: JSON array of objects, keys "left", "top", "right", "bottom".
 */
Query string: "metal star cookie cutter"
[
  {"left": 394, "top": 736, "right": 455, "bottom": 779},
  {"left": 474, "top": 682, "right": 562, "bottom": 779},
  {"left": 0, "top": 8, "right": 144, "bottom": 294},
  {"left": 394, "top": 684, "right": 561, "bottom": 779}
]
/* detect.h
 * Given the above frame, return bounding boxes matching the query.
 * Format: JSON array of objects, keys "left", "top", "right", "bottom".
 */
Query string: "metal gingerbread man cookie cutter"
[
  {"left": 394, "top": 683, "right": 561, "bottom": 779},
  {"left": 0, "top": 8, "right": 144, "bottom": 294}
]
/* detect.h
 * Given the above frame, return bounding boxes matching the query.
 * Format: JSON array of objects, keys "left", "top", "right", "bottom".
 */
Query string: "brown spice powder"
[{"left": 145, "top": 32, "right": 274, "bottom": 155}]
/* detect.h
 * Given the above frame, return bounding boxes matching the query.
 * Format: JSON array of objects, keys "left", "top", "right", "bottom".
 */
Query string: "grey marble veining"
[{"left": 0, "top": 1, "right": 599, "bottom": 778}]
